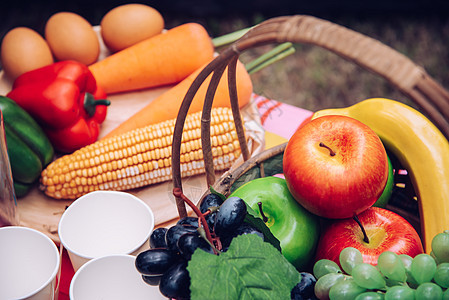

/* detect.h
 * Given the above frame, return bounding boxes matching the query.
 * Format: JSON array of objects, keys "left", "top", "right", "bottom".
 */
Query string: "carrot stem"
[
  {"left": 212, "top": 27, "right": 254, "bottom": 48},
  {"left": 248, "top": 47, "right": 296, "bottom": 74},
  {"left": 213, "top": 28, "right": 296, "bottom": 74},
  {"left": 246, "top": 42, "right": 295, "bottom": 74}
]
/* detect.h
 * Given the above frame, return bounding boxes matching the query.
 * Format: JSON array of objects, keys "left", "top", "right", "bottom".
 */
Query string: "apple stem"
[
  {"left": 353, "top": 215, "right": 370, "bottom": 243},
  {"left": 319, "top": 142, "right": 336, "bottom": 156},
  {"left": 257, "top": 202, "right": 269, "bottom": 223}
]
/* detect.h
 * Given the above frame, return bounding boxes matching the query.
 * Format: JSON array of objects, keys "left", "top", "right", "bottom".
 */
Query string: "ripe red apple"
[
  {"left": 283, "top": 115, "right": 388, "bottom": 219},
  {"left": 315, "top": 207, "right": 424, "bottom": 266}
]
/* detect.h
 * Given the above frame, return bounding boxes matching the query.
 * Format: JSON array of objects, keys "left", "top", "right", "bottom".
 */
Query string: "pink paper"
[{"left": 254, "top": 95, "right": 313, "bottom": 140}]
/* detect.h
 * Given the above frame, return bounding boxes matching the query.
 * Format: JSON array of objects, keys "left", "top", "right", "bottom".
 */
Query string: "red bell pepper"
[{"left": 7, "top": 60, "right": 110, "bottom": 153}]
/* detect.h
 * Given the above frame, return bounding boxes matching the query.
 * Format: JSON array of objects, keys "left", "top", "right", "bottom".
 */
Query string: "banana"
[{"left": 312, "top": 98, "right": 449, "bottom": 253}]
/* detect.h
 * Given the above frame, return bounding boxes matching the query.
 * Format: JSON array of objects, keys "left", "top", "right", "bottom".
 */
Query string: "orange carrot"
[
  {"left": 102, "top": 59, "right": 253, "bottom": 139},
  {"left": 88, "top": 23, "right": 214, "bottom": 94}
]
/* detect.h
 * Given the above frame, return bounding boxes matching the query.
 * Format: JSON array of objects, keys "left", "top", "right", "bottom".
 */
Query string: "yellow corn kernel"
[{"left": 40, "top": 107, "right": 245, "bottom": 200}]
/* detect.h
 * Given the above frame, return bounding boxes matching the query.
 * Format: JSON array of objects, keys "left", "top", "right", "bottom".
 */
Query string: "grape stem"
[
  {"left": 197, "top": 227, "right": 221, "bottom": 254},
  {"left": 173, "top": 188, "right": 219, "bottom": 254},
  {"left": 353, "top": 215, "right": 370, "bottom": 243}
]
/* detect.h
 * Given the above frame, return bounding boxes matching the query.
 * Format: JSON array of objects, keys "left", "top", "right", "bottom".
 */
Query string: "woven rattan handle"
[
  {"left": 235, "top": 16, "right": 449, "bottom": 136},
  {"left": 171, "top": 15, "right": 449, "bottom": 218}
]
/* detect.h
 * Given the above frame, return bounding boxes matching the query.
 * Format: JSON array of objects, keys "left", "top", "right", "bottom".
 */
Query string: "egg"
[
  {"left": 1, "top": 27, "right": 54, "bottom": 80},
  {"left": 100, "top": 4, "right": 164, "bottom": 53},
  {"left": 45, "top": 12, "right": 100, "bottom": 65}
]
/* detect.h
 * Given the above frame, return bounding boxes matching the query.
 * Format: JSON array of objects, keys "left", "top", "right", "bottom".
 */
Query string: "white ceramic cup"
[
  {"left": 0, "top": 226, "right": 60, "bottom": 300},
  {"left": 58, "top": 190, "right": 154, "bottom": 271},
  {"left": 70, "top": 254, "right": 166, "bottom": 299}
]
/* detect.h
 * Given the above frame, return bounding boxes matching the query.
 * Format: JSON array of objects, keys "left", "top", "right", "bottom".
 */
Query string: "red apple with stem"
[
  {"left": 283, "top": 115, "right": 389, "bottom": 219},
  {"left": 315, "top": 207, "right": 424, "bottom": 266}
]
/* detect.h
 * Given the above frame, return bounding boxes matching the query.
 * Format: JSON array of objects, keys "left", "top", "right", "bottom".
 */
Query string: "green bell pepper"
[{"left": 0, "top": 96, "right": 54, "bottom": 197}]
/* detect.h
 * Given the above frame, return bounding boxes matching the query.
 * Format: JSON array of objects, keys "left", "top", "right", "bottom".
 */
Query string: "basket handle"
[
  {"left": 171, "top": 50, "right": 249, "bottom": 217},
  {"left": 234, "top": 15, "right": 449, "bottom": 137},
  {"left": 171, "top": 15, "right": 449, "bottom": 218}
]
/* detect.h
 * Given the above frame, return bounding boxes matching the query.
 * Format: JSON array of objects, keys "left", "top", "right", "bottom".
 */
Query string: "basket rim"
[{"left": 212, "top": 142, "right": 287, "bottom": 196}]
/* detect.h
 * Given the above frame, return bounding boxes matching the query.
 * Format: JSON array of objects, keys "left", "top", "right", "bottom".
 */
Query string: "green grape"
[
  {"left": 431, "top": 230, "right": 449, "bottom": 264},
  {"left": 434, "top": 262, "right": 449, "bottom": 288},
  {"left": 377, "top": 251, "right": 407, "bottom": 282},
  {"left": 443, "top": 288, "right": 449, "bottom": 300},
  {"left": 314, "top": 273, "right": 345, "bottom": 300},
  {"left": 415, "top": 282, "right": 443, "bottom": 299},
  {"left": 384, "top": 285, "right": 415, "bottom": 300},
  {"left": 339, "top": 247, "right": 363, "bottom": 275},
  {"left": 431, "top": 251, "right": 441, "bottom": 265},
  {"left": 328, "top": 277, "right": 366, "bottom": 300},
  {"left": 352, "top": 263, "right": 387, "bottom": 289},
  {"left": 411, "top": 253, "right": 437, "bottom": 284},
  {"left": 314, "top": 259, "right": 342, "bottom": 279},
  {"left": 398, "top": 254, "right": 418, "bottom": 286},
  {"left": 355, "top": 291, "right": 385, "bottom": 300}
]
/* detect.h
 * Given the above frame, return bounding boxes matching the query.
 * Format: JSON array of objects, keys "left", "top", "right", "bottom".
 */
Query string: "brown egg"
[
  {"left": 45, "top": 12, "right": 100, "bottom": 65},
  {"left": 1, "top": 27, "right": 54, "bottom": 80},
  {"left": 100, "top": 4, "right": 164, "bottom": 52}
]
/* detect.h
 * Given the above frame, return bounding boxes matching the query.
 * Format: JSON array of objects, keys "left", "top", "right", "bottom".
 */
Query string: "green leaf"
[
  {"left": 209, "top": 185, "right": 227, "bottom": 201},
  {"left": 188, "top": 234, "right": 301, "bottom": 300},
  {"left": 244, "top": 205, "right": 281, "bottom": 252}
]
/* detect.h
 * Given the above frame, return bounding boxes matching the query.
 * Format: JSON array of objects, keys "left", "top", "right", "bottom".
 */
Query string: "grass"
[{"left": 167, "top": 13, "right": 449, "bottom": 113}]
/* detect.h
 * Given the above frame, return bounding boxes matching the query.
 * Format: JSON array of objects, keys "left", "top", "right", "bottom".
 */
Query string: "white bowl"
[
  {"left": 0, "top": 226, "right": 60, "bottom": 300},
  {"left": 70, "top": 254, "right": 166, "bottom": 299},
  {"left": 58, "top": 191, "right": 154, "bottom": 271}
]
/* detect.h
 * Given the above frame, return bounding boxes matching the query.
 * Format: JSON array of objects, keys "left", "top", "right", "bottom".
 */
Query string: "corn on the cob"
[{"left": 40, "top": 107, "right": 243, "bottom": 200}]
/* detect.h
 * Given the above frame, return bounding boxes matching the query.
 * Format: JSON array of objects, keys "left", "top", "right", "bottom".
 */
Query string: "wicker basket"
[{"left": 169, "top": 15, "right": 449, "bottom": 235}]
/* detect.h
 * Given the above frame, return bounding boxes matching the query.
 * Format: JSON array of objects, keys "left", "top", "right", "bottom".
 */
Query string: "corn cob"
[{"left": 40, "top": 107, "right": 243, "bottom": 200}]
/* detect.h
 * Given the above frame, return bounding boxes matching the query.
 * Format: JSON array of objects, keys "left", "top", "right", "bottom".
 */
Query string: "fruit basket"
[
  {"left": 127, "top": 15, "right": 449, "bottom": 299},
  {"left": 170, "top": 15, "right": 449, "bottom": 256}
]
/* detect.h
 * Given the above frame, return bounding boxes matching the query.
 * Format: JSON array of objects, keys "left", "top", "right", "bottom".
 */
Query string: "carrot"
[
  {"left": 102, "top": 58, "right": 253, "bottom": 139},
  {"left": 88, "top": 23, "right": 214, "bottom": 94}
]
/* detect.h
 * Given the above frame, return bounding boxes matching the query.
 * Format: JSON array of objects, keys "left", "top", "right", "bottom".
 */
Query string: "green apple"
[
  {"left": 230, "top": 176, "right": 320, "bottom": 270},
  {"left": 373, "top": 154, "right": 394, "bottom": 208}
]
